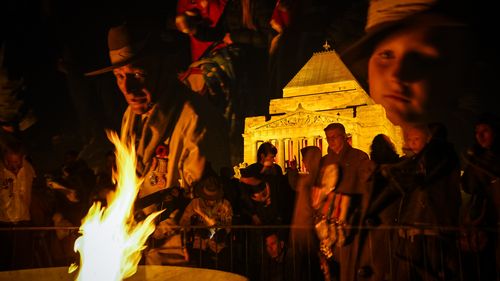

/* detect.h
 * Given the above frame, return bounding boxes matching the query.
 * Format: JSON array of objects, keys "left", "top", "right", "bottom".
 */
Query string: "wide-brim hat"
[
  {"left": 85, "top": 22, "right": 162, "bottom": 76},
  {"left": 341, "top": 0, "right": 467, "bottom": 84},
  {"left": 194, "top": 176, "right": 224, "bottom": 200}
]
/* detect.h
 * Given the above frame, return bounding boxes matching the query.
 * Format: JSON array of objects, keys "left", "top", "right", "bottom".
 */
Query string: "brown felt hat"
[
  {"left": 195, "top": 176, "right": 224, "bottom": 200},
  {"left": 85, "top": 22, "right": 160, "bottom": 76}
]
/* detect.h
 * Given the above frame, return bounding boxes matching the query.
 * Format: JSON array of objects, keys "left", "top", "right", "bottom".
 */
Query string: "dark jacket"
[{"left": 352, "top": 138, "right": 462, "bottom": 281}]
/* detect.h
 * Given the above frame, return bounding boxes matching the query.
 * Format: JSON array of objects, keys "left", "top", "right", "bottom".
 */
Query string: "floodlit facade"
[{"left": 243, "top": 49, "right": 403, "bottom": 169}]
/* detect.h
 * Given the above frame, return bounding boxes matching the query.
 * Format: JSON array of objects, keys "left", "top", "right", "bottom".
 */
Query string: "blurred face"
[
  {"left": 4, "top": 152, "right": 23, "bottom": 175},
  {"left": 265, "top": 234, "right": 283, "bottom": 259},
  {"left": 405, "top": 127, "right": 429, "bottom": 154},
  {"left": 260, "top": 153, "right": 276, "bottom": 167},
  {"left": 325, "top": 128, "right": 345, "bottom": 154},
  {"left": 368, "top": 24, "right": 467, "bottom": 127},
  {"left": 475, "top": 124, "right": 494, "bottom": 149},
  {"left": 113, "top": 61, "right": 155, "bottom": 115},
  {"left": 203, "top": 198, "right": 217, "bottom": 207},
  {"left": 251, "top": 183, "right": 270, "bottom": 203}
]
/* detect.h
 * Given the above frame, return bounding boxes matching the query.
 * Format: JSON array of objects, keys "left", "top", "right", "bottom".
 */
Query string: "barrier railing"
[{"left": 0, "top": 224, "right": 498, "bottom": 281}]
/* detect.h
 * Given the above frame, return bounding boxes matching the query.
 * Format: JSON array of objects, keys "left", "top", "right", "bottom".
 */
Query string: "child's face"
[
  {"left": 405, "top": 128, "right": 429, "bottom": 154},
  {"left": 368, "top": 24, "right": 468, "bottom": 128},
  {"left": 475, "top": 124, "right": 494, "bottom": 149},
  {"left": 265, "top": 234, "right": 283, "bottom": 259}
]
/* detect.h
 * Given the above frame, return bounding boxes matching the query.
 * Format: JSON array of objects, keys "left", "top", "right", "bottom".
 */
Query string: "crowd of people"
[{"left": 0, "top": 0, "right": 499, "bottom": 280}]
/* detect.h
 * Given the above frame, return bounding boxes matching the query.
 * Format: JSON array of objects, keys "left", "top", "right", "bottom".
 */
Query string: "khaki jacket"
[{"left": 120, "top": 93, "right": 231, "bottom": 198}]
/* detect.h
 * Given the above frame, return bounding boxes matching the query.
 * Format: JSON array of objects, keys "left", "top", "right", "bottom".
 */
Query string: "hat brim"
[
  {"left": 84, "top": 50, "right": 153, "bottom": 77},
  {"left": 195, "top": 184, "right": 224, "bottom": 200},
  {"left": 340, "top": 11, "right": 467, "bottom": 85},
  {"left": 84, "top": 60, "right": 131, "bottom": 76},
  {"left": 84, "top": 42, "right": 164, "bottom": 76}
]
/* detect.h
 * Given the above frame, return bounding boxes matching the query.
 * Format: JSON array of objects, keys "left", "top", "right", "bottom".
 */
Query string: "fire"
[{"left": 69, "top": 130, "right": 161, "bottom": 281}]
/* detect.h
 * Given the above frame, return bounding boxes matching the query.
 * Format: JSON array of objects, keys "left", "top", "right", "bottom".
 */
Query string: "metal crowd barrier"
[{"left": 0, "top": 224, "right": 499, "bottom": 281}]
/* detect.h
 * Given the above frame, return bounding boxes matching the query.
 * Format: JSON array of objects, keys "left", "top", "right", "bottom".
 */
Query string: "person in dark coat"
[
  {"left": 460, "top": 113, "right": 500, "bottom": 281},
  {"left": 340, "top": 0, "right": 485, "bottom": 279},
  {"left": 260, "top": 230, "right": 294, "bottom": 281},
  {"left": 255, "top": 142, "right": 295, "bottom": 227},
  {"left": 352, "top": 123, "right": 462, "bottom": 281},
  {"left": 238, "top": 163, "right": 281, "bottom": 281}
]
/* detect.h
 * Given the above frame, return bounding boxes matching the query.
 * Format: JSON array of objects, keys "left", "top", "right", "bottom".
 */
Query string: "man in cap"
[
  {"left": 179, "top": 173, "right": 233, "bottom": 270},
  {"left": 86, "top": 21, "right": 231, "bottom": 265}
]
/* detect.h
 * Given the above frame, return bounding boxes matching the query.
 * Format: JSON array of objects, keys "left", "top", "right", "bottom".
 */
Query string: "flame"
[{"left": 69, "top": 130, "right": 161, "bottom": 281}]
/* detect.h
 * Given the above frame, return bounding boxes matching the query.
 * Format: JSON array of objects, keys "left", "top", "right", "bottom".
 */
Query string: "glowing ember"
[{"left": 69, "top": 130, "right": 161, "bottom": 281}]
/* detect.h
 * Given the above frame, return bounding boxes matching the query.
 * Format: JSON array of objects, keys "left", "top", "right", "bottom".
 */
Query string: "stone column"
[{"left": 277, "top": 139, "right": 285, "bottom": 170}]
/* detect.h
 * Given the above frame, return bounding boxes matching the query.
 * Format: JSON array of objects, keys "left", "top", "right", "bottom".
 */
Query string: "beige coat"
[{"left": 121, "top": 94, "right": 231, "bottom": 198}]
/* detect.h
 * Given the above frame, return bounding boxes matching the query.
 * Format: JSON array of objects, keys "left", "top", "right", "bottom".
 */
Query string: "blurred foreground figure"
[
  {"left": 289, "top": 145, "right": 323, "bottom": 281},
  {"left": 339, "top": 0, "right": 472, "bottom": 280},
  {"left": 342, "top": 0, "right": 483, "bottom": 152}
]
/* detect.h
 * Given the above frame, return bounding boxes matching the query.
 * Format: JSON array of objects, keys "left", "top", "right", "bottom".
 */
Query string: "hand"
[
  {"left": 47, "top": 179, "right": 80, "bottom": 202},
  {"left": 153, "top": 219, "right": 174, "bottom": 239},
  {"left": 175, "top": 13, "right": 199, "bottom": 35},
  {"left": 263, "top": 160, "right": 273, "bottom": 168},
  {"left": 223, "top": 33, "right": 233, "bottom": 45},
  {"left": 193, "top": 201, "right": 216, "bottom": 226},
  {"left": 311, "top": 186, "right": 322, "bottom": 209},
  {"left": 183, "top": 247, "right": 189, "bottom": 262},
  {"left": 251, "top": 214, "right": 262, "bottom": 225},
  {"left": 251, "top": 185, "right": 270, "bottom": 205},
  {"left": 66, "top": 189, "right": 79, "bottom": 203},
  {"left": 269, "top": 34, "right": 281, "bottom": 55}
]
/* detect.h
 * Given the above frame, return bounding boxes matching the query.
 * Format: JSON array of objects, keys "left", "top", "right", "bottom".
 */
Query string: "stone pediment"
[
  {"left": 242, "top": 48, "right": 403, "bottom": 168},
  {"left": 283, "top": 50, "right": 362, "bottom": 97},
  {"left": 252, "top": 105, "right": 351, "bottom": 130}
]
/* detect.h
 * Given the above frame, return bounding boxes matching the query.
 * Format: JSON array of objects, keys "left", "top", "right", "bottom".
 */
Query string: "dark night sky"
[{"left": 2, "top": 0, "right": 499, "bottom": 172}]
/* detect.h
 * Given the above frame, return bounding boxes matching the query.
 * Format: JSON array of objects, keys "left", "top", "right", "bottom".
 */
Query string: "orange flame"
[{"left": 69, "top": 130, "right": 161, "bottom": 281}]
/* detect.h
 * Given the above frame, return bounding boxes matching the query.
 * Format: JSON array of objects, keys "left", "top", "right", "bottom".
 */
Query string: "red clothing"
[
  {"left": 177, "top": 0, "right": 228, "bottom": 61},
  {"left": 270, "top": 0, "right": 290, "bottom": 31}
]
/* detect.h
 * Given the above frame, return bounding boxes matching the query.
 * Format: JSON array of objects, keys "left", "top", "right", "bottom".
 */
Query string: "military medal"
[{"left": 149, "top": 144, "right": 169, "bottom": 188}]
